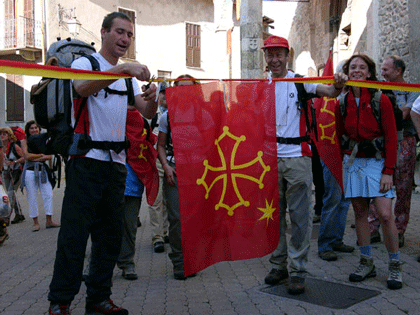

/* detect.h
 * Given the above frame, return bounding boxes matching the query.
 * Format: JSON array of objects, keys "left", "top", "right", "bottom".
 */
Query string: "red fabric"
[
  {"left": 166, "top": 81, "right": 279, "bottom": 276},
  {"left": 125, "top": 108, "right": 159, "bottom": 205},
  {"left": 336, "top": 88, "right": 397, "bottom": 175},
  {"left": 11, "top": 127, "right": 26, "bottom": 141},
  {"left": 312, "top": 52, "right": 343, "bottom": 187},
  {"left": 299, "top": 104, "right": 312, "bottom": 157},
  {"left": 73, "top": 98, "right": 90, "bottom": 135}
]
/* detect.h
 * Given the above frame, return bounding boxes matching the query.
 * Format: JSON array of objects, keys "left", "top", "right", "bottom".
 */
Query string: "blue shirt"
[{"left": 124, "top": 163, "right": 144, "bottom": 197}]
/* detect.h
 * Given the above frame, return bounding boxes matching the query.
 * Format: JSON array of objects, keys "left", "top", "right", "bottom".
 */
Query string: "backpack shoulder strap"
[
  {"left": 371, "top": 90, "right": 382, "bottom": 124},
  {"left": 294, "top": 74, "right": 317, "bottom": 136},
  {"left": 84, "top": 54, "right": 100, "bottom": 71},
  {"left": 125, "top": 78, "right": 135, "bottom": 105},
  {"left": 338, "top": 92, "right": 348, "bottom": 119},
  {"left": 7, "top": 142, "right": 19, "bottom": 160},
  {"left": 84, "top": 54, "right": 134, "bottom": 105},
  {"left": 294, "top": 74, "right": 317, "bottom": 107}
]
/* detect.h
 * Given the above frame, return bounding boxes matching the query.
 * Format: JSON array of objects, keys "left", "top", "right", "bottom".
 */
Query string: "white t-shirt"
[
  {"left": 71, "top": 53, "right": 141, "bottom": 164},
  {"left": 275, "top": 71, "right": 318, "bottom": 157},
  {"left": 412, "top": 95, "right": 420, "bottom": 115}
]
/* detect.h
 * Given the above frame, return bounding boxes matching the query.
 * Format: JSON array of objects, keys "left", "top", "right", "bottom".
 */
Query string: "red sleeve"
[{"left": 380, "top": 94, "right": 397, "bottom": 175}]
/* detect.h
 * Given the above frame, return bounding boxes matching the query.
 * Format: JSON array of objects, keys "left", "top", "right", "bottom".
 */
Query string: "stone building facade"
[{"left": 287, "top": 0, "right": 420, "bottom": 83}]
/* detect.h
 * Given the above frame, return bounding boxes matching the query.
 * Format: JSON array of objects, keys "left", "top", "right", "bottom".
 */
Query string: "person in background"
[
  {"left": 20, "top": 120, "right": 60, "bottom": 232},
  {"left": 368, "top": 55, "right": 420, "bottom": 247},
  {"left": 337, "top": 54, "right": 402, "bottom": 290},
  {"left": 147, "top": 84, "right": 169, "bottom": 253},
  {"left": 0, "top": 138, "right": 8, "bottom": 246},
  {"left": 157, "top": 74, "right": 199, "bottom": 280},
  {"left": 0, "top": 127, "right": 25, "bottom": 226},
  {"left": 116, "top": 104, "right": 155, "bottom": 280}
]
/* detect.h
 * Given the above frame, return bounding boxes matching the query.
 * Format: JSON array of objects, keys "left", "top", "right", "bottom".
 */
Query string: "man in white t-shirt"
[
  {"left": 262, "top": 35, "right": 346, "bottom": 295},
  {"left": 48, "top": 12, "right": 157, "bottom": 315}
]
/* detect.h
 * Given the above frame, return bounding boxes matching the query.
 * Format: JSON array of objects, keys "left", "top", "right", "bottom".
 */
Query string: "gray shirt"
[{"left": 395, "top": 90, "right": 420, "bottom": 136}]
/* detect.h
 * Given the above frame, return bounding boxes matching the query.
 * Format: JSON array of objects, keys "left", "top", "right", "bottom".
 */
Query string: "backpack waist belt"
[
  {"left": 276, "top": 136, "right": 310, "bottom": 145},
  {"left": 78, "top": 139, "right": 130, "bottom": 154},
  {"left": 341, "top": 134, "right": 384, "bottom": 167}
]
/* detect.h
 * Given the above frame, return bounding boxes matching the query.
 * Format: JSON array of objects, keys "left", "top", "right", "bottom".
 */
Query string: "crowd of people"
[{"left": 1, "top": 11, "right": 420, "bottom": 315}]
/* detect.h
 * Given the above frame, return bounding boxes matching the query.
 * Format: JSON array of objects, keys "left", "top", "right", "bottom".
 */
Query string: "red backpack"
[{"left": 10, "top": 126, "right": 26, "bottom": 141}]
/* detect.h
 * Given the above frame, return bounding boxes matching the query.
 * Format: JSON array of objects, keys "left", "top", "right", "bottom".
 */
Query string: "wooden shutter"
[
  {"left": 24, "top": 0, "right": 34, "bottom": 46},
  {"left": 186, "top": 23, "right": 200, "bottom": 68},
  {"left": 6, "top": 74, "right": 24, "bottom": 122},
  {"left": 5, "top": 0, "right": 15, "bottom": 48},
  {"left": 119, "top": 8, "right": 136, "bottom": 60}
]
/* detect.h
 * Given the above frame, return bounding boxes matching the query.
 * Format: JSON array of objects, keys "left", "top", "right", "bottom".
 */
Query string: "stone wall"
[
  {"left": 287, "top": 0, "right": 338, "bottom": 74},
  {"left": 408, "top": 0, "right": 420, "bottom": 83},
  {"left": 286, "top": 0, "right": 419, "bottom": 82},
  {"left": 378, "top": 0, "right": 411, "bottom": 79}
]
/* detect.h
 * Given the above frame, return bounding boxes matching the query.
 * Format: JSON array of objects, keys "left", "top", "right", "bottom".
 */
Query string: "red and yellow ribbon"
[{"left": 2, "top": 60, "right": 420, "bottom": 92}]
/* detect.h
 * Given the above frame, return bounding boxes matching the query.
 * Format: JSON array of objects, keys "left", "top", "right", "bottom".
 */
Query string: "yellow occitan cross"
[
  {"left": 138, "top": 144, "right": 148, "bottom": 161},
  {"left": 318, "top": 97, "right": 337, "bottom": 144},
  {"left": 196, "top": 126, "right": 271, "bottom": 216}
]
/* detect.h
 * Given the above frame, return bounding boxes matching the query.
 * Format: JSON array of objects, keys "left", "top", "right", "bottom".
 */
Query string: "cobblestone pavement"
[{"left": 1, "top": 184, "right": 420, "bottom": 315}]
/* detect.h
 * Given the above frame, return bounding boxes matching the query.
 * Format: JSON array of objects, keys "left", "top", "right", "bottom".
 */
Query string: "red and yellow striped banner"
[{"left": 2, "top": 60, "right": 420, "bottom": 92}]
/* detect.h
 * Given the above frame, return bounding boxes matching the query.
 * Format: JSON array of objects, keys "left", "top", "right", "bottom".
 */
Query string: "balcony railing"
[{"left": 0, "top": 17, "right": 43, "bottom": 50}]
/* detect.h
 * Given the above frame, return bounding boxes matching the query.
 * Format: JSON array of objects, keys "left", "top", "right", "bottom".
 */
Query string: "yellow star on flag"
[{"left": 258, "top": 199, "right": 276, "bottom": 226}]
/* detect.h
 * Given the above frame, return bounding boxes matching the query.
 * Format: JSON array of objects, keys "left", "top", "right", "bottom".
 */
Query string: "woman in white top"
[{"left": 20, "top": 120, "right": 59, "bottom": 232}]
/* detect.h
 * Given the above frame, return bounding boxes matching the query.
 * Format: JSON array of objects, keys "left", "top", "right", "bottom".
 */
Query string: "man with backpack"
[
  {"left": 367, "top": 55, "right": 420, "bottom": 248},
  {"left": 48, "top": 12, "right": 157, "bottom": 315},
  {"left": 261, "top": 35, "right": 347, "bottom": 295}
]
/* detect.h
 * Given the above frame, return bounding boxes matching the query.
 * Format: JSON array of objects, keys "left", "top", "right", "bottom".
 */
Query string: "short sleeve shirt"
[
  {"left": 395, "top": 90, "right": 420, "bottom": 136},
  {"left": 71, "top": 53, "right": 141, "bottom": 164},
  {"left": 275, "top": 71, "right": 318, "bottom": 157}
]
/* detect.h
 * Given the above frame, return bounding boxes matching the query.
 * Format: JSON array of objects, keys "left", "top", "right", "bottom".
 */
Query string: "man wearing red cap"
[{"left": 262, "top": 35, "right": 347, "bottom": 294}]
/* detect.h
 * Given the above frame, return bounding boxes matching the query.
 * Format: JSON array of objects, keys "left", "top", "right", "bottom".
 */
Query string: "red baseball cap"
[{"left": 261, "top": 35, "right": 289, "bottom": 50}]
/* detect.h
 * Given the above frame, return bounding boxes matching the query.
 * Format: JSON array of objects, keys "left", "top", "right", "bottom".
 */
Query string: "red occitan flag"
[
  {"left": 125, "top": 108, "right": 159, "bottom": 205},
  {"left": 166, "top": 81, "right": 279, "bottom": 276},
  {"left": 312, "top": 50, "right": 343, "bottom": 188}
]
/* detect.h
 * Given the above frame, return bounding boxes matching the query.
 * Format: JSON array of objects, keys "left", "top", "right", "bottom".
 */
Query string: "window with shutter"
[
  {"left": 186, "top": 23, "right": 200, "bottom": 68},
  {"left": 118, "top": 8, "right": 136, "bottom": 60},
  {"left": 6, "top": 74, "right": 24, "bottom": 122}
]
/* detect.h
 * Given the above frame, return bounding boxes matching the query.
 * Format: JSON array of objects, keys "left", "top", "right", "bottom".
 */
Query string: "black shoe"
[
  {"left": 11, "top": 214, "right": 25, "bottom": 224},
  {"left": 319, "top": 251, "right": 338, "bottom": 261},
  {"left": 174, "top": 270, "right": 187, "bottom": 280},
  {"left": 264, "top": 268, "right": 289, "bottom": 285},
  {"left": 288, "top": 276, "right": 305, "bottom": 295},
  {"left": 332, "top": 243, "right": 355, "bottom": 253},
  {"left": 164, "top": 235, "right": 169, "bottom": 243},
  {"left": 49, "top": 304, "right": 71, "bottom": 315},
  {"left": 153, "top": 241, "right": 164, "bottom": 253},
  {"left": 85, "top": 299, "right": 128, "bottom": 315}
]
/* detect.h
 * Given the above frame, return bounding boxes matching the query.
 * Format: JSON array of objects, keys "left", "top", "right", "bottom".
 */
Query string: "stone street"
[{"left": 1, "top": 181, "right": 420, "bottom": 315}]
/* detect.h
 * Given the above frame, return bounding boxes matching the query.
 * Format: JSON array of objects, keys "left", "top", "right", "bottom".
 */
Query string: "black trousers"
[
  {"left": 311, "top": 144, "right": 324, "bottom": 216},
  {"left": 48, "top": 158, "right": 126, "bottom": 304}
]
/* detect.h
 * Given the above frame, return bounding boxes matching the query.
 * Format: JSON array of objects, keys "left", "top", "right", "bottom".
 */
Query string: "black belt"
[
  {"left": 276, "top": 136, "right": 310, "bottom": 145},
  {"left": 79, "top": 139, "right": 131, "bottom": 154}
]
